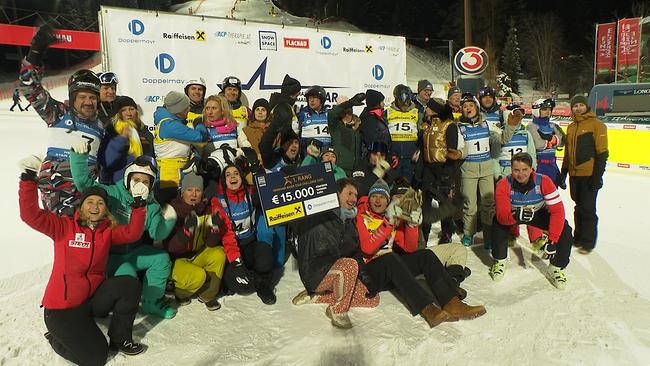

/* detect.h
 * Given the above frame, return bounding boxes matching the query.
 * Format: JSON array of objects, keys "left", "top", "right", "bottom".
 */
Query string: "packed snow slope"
[{"left": 1, "top": 87, "right": 650, "bottom": 365}]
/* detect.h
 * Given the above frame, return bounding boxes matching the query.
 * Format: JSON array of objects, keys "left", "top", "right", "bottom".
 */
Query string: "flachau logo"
[
  {"left": 284, "top": 37, "right": 309, "bottom": 49},
  {"left": 372, "top": 65, "right": 384, "bottom": 81},
  {"left": 155, "top": 53, "right": 175, "bottom": 74},
  {"left": 321, "top": 36, "right": 332, "bottom": 49},
  {"left": 128, "top": 19, "right": 144, "bottom": 35},
  {"left": 259, "top": 31, "right": 277, "bottom": 51}
]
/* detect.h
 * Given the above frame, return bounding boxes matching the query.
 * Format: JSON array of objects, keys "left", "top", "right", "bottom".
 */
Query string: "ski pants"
[
  {"left": 256, "top": 215, "right": 286, "bottom": 268},
  {"left": 461, "top": 174, "right": 495, "bottom": 238},
  {"left": 172, "top": 246, "right": 226, "bottom": 297},
  {"left": 106, "top": 245, "right": 171, "bottom": 303},
  {"left": 43, "top": 276, "right": 141, "bottom": 366},
  {"left": 364, "top": 250, "right": 457, "bottom": 316},
  {"left": 569, "top": 176, "right": 600, "bottom": 250},
  {"left": 223, "top": 240, "right": 274, "bottom": 294},
  {"left": 313, "top": 257, "right": 379, "bottom": 314},
  {"left": 491, "top": 210, "right": 574, "bottom": 269}
]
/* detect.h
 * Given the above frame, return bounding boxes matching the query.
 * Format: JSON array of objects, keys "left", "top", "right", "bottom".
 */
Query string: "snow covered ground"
[{"left": 1, "top": 87, "right": 650, "bottom": 365}]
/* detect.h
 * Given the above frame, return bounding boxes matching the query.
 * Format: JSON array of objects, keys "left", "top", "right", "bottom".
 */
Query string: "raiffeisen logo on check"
[{"left": 266, "top": 202, "right": 305, "bottom": 225}]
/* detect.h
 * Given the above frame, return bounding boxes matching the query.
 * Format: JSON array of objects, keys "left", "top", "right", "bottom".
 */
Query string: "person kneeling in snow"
[
  {"left": 19, "top": 155, "right": 148, "bottom": 363},
  {"left": 489, "top": 152, "right": 574, "bottom": 289},
  {"left": 164, "top": 172, "right": 234, "bottom": 311},
  {"left": 356, "top": 179, "right": 486, "bottom": 328},
  {"left": 292, "top": 178, "right": 379, "bottom": 329}
]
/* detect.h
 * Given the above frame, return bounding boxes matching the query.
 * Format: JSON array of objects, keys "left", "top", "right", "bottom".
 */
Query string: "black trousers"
[
  {"left": 43, "top": 276, "right": 142, "bottom": 366},
  {"left": 223, "top": 240, "right": 274, "bottom": 294},
  {"left": 364, "top": 250, "right": 457, "bottom": 316},
  {"left": 569, "top": 176, "right": 600, "bottom": 249},
  {"left": 490, "top": 210, "right": 574, "bottom": 269}
]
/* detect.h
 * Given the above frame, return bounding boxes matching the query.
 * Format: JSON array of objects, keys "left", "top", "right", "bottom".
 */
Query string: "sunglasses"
[
  {"left": 134, "top": 155, "right": 158, "bottom": 175},
  {"left": 98, "top": 72, "right": 118, "bottom": 85}
]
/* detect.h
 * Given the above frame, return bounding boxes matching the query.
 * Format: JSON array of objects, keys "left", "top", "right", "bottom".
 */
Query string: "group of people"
[{"left": 15, "top": 24, "right": 608, "bottom": 365}]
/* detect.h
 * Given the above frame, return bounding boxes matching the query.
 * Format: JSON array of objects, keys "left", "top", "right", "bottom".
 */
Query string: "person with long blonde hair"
[{"left": 200, "top": 94, "right": 252, "bottom": 154}]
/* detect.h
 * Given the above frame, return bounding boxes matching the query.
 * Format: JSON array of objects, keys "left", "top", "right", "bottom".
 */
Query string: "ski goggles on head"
[
  {"left": 134, "top": 155, "right": 158, "bottom": 175},
  {"left": 98, "top": 72, "right": 118, "bottom": 85}
]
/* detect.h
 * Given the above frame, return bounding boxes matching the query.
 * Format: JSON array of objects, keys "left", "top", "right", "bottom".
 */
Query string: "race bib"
[{"left": 389, "top": 121, "right": 418, "bottom": 142}]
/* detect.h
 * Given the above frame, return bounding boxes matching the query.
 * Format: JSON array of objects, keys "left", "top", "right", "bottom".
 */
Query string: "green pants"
[
  {"left": 106, "top": 245, "right": 172, "bottom": 302},
  {"left": 172, "top": 246, "right": 226, "bottom": 295}
]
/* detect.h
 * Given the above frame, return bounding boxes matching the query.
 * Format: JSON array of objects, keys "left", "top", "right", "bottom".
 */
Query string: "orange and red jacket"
[{"left": 19, "top": 180, "right": 146, "bottom": 309}]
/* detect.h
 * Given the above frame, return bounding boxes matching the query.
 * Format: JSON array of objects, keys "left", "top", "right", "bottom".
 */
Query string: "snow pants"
[
  {"left": 256, "top": 214, "right": 286, "bottom": 268},
  {"left": 172, "top": 246, "right": 226, "bottom": 301},
  {"left": 223, "top": 240, "right": 274, "bottom": 294},
  {"left": 364, "top": 250, "right": 457, "bottom": 316},
  {"left": 313, "top": 258, "right": 379, "bottom": 314},
  {"left": 43, "top": 276, "right": 141, "bottom": 366},
  {"left": 156, "top": 157, "right": 188, "bottom": 205},
  {"left": 569, "top": 176, "right": 600, "bottom": 250},
  {"left": 461, "top": 174, "right": 495, "bottom": 239},
  {"left": 106, "top": 245, "right": 171, "bottom": 304},
  {"left": 491, "top": 210, "right": 574, "bottom": 269}
]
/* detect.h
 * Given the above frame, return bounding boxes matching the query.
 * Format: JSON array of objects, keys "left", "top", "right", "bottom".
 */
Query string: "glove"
[
  {"left": 19, "top": 155, "right": 42, "bottom": 181},
  {"left": 209, "top": 212, "right": 224, "bottom": 230},
  {"left": 372, "top": 158, "right": 391, "bottom": 179},
  {"left": 430, "top": 197, "right": 440, "bottom": 209},
  {"left": 306, "top": 143, "right": 320, "bottom": 158},
  {"left": 385, "top": 200, "right": 402, "bottom": 226},
  {"left": 232, "top": 258, "right": 251, "bottom": 286},
  {"left": 71, "top": 140, "right": 90, "bottom": 154},
  {"left": 555, "top": 170, "right": 567, "bottom": 190},
  {"left": 506, "top": 112, "right": 523, "bottom": 126},
  {"left": 183, "top": 211, "right": 199, "bottom": 234},
  {"left": 512, "top": 207, "right": 535, "bottom": 223},
  {"left": 446, "top": 148, "right": 462, "bottom": 160},
  {"left": 235, "top": 148, "right": 246, "bottom": 158},
  {"left": 27, "top": 21, "right": 61, "bottom": 64},
  {"left": 391, "top": 155, "right": 399, "bottom": 170},
  {"left": 543, "top": 241, "right": 558, "bottom": 260},
  {"left": 348, "top": 92, "right": 366, "bottom": 106},
  {"left": 408, "top": 207, "right": 423, "bottom": 226},
  {"left": 588, "top": 175, "right": 603, "bottom": 191},
  {"left": 160, "top": 204, "right": 177, "bottom": 222},
  {"left": 130, "top": 181, "right": 149, "bottom": 201}
]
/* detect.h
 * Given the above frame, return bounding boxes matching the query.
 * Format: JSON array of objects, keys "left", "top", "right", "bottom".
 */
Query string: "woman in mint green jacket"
[{"left": 70, "top": 144, "right": 178, "bottom": 319}]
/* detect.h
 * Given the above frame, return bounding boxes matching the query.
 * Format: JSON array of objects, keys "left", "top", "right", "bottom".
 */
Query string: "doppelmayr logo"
[
  {"left": 120, "top": 19, "right": 156, "bottom": 44},
  {"left": 155, "top": 53, "right": 175, "bottom": 73},
  {"left": 317, "top": 35, "right": 338, "bottom": 56}
]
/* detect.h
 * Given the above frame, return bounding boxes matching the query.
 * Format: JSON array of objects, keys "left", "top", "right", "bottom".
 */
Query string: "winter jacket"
[
  {"left": 492, "top": 125, "right": 537, "bottom": 179},
  {"left": 458, "top": 115, "right": 517, "bottom": 179},
  {"left": 19, "top": 179, "right": 146, "bottom": 309},
  {"left": 98, "top": 121, "right": 154, "bottom": 184},
  {"left": 562, "top": 111, "right": 608, "bottom": 178},
  {"left": 495, "top": 172, "right": 565, "bottom": 243},
  {"left": 359, "top": 107, "right": 392, "bottom": 156},
  {"left": 356, "top": 196, "right": 419, "bottom": 261},
  {"left": 301, "top": 155, "right": 347, "bottom": 181},
  {"left": 297, "top": 105, "right": 331, "bottom": 149},
  {"left": 70, "top": 151, "right": 175, "bottom": 254},
  {"left": 165, "top": 196, "right": 237, "bottom": 260},
  {"left": 98, "top": 101, "right": 117, "bottom": 126},
  {"left": 260, "top": 93, "right": 301, "bottom": 171},
  {"left": 216, "top": 183, "right": 258, "bottom": 243},
  {"left": 383, "top": 102, "right": 422, "bottom": 158},
  {"left": 153, "top": 106, "right": 207, "bottom": 160},
  {"left": 243, "top": 120, "right": 269, "bottom": 160},
  {"left": 328, "top": 104, "right": 362, "bottom": 175},
  {"left": 294, "top": 209, "right": 366, "bottom": 294}
]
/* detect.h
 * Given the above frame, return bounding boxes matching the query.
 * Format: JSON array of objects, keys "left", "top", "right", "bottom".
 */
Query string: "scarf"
[
  {"left": 113, "top": 119, "right": 143, "bottom": 158},
  {"left": 205, "top": 117, "right": 237, "bottom": 134}
]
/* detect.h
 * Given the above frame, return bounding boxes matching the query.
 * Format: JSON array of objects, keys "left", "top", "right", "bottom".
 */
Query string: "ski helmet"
[
  {"left": 479, "top": 86, "right": 496, "bottom": 99},
  {"left": 123, "top": 155, "right": 158, "bottom": 190},
  {"left": 531, "top": 98, "right": 556, "bottom": 118},
  {"left": 393, "top": 84, "right": 413, "bottom": 105},
  {"left": 68, "top": 69, "right": 100, "bottom": 101},
  {"left": 222, "top": 76, "right": 242, "bottom": 94},
  {"left": 184, "top": 77, "right": 207, "bottom": 96},
  {"left": 304, "top": 85, "right": 326, "bottom": 104},
  {"left": 98, "top": 71, "right": 118, "bottom": 85},
  {"left": 460, "top": 92, "right": 480, "bottom": 109}
]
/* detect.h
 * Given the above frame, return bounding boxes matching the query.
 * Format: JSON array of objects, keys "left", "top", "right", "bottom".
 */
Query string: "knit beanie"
[
  {"left": 81, "top": 186, "right": 108, "bottom": 205},
  {"left": 368, "top": 178, "right": 390, "bottom": 200},
  {"left": 164, "top": 91, "right": 190, "bottom": 115},
  {"left": 252, "top": 98, "right": 270, "bottom": 112},
  {"left": 181, "top": 171, "right": 204, "bottom": 193},
  {"left": 320, "top": 147, "right": 337, "bottom": 159},
  {"left": 113, "top": 95, "right": 138, "bottom": 113},
  {"left": 280, "top": 127, "right": 300, "bottom": 150},
  {"left": 365, "top": 89, "right": 385, "bottom": 109},
  {"left": 281, "top": 74, "right": 301, "bottom": 96},
  {"left": 570, "top": 95, "right": 589, "bottom": 108},
  {"left": 447, "top": 86, "right": 462, "bottom": 99},
  {"left": 417, "top": 79, "right": 433, "bottom": 92}
]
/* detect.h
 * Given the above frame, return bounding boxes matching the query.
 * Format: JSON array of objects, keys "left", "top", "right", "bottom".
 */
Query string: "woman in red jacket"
[
  {"left": 18, "top": 155, "right": 148, "bottom": 365},
  {"left": 356, "top": 179, "right": 486, "bottom": 328}
]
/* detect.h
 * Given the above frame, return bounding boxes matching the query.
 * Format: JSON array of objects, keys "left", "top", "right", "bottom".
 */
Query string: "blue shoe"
[{"left": 462, "top": 235, "right": 473, "bottom": 247}]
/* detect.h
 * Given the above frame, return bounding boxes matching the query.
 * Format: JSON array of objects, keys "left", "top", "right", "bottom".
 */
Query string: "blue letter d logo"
[
  {"left": 128, "top": 19, "right": 144, "bottom": 36},
  {"left": 321, "top": 36, "right": 331, "bottom": 49},
  {"left": 372, "top": 64, "right": 384, "bottom": 81},
  {"left": 155, "top": 53, "right": 175, "bottom": 74}
]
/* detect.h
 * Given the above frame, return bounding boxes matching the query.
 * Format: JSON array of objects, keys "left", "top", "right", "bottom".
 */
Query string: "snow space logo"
[{"left": 259, "top": 31, "right": 277, "bottom": 51}]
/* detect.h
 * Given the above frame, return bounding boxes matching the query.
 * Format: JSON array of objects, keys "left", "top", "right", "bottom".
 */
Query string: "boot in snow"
[
  {"left": 198, "top": 297, "right": 222, "bottom": 311},
  {"left": 462, "top": 234, "right": 473, "bottom": 247},
  {"left": 442, "top": 297, "right": 486, "bottom": 320},
  {"left": 325, "top": 307, "right": 353, "bottom": 329},
  {"left": 419, "top": 303, "right": 452, "bottom": 328},
  {"left": 141, "top": 298, "right": 176, "bottom": 319},
  {"left": 197, "top": 272, "right": 222, "bottom": 306},
  {"left": 489, "top": 260, "right": 506, "bottom": 281},
  {"left": 292, "top": 289, "right": 314, "bottom": 305},
  {"left": 110, "top": 340, "right": 147, "bottom": 356},
  {"left": 546, "top": 264, "right": 567, "bottom": 289}
]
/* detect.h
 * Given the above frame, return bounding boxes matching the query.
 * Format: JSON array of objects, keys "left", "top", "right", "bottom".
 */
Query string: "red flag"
[{"left": 615, "top": 18, "right": 642, "bottom": 83}]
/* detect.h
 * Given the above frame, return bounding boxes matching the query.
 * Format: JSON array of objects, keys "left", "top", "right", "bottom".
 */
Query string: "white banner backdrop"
[{"left": 99, "top": 6, "right": 406, "bottom": 126}]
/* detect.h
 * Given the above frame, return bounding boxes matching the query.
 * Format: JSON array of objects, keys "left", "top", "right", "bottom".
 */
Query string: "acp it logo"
[
  {"left": 155, "top": 53, "right": 175, "bottom": 74},
  {"left": 128, "top": 19, "right": 145, "bottom": 36},
  {"left": 321, "top": 36, "right": 332, "bottom": 49},
  {"left": 371, "top": 65, "right": 384, "bottom": 81}
]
